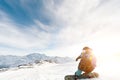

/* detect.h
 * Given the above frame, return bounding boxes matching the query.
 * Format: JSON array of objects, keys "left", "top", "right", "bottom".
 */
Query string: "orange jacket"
[{"left": 78, "top": 50, "right": 96, "bottom": 73}]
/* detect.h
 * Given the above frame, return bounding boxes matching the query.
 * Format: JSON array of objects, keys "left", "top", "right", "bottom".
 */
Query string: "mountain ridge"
[{"left": 0, "top": 53, "right": 73, "bottom": 69}]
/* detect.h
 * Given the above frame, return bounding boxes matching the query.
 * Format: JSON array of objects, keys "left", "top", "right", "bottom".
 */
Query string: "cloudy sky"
[{"left": 0, "top": 0, "right": 120, "bottom": 57}]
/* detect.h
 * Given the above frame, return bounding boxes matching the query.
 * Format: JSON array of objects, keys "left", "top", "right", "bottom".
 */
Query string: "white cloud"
[
  {"left": 0, "top": 1, "right": 59, "bottom": 55},
  {"left": 44, "top": 0, "right": 120, "bottom": 57},
  {"left": 0, "top": 24, "right": 52, "bottom": 49},
  {"left": 0, "top": 11, "right": 53, "bottom": 53},
  {"left": 0, "top": 0, "right": 120, "bottom": 57},
  {"left": 34, "top": 20, "right": 58, "bottom": 33},
  {"left": 56, "top": 0, "right": 120, "bottom": 44}
]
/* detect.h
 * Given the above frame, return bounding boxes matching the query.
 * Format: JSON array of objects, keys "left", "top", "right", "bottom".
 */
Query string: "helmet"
[{"left": 82, "top": 46, "right": 91, "bottom": 50}]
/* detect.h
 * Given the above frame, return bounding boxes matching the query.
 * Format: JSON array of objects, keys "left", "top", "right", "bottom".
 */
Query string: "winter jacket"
[{"left": 78, "top": 50, "right": 96, "bottom": 73}]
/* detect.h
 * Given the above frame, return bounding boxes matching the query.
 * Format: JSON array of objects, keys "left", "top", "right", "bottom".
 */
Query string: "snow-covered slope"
[
  {"left": 0, "top": 59, "right": 120, "bottom": 80},
  {"left": 0, "top": 54, "right": 119, "bottom": 80},
  {"left": 0, "top": 53, "right": 73, "bottom": 69}
]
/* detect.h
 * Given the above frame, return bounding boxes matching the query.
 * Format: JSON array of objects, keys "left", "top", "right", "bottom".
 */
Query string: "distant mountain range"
[{"left": 0, "top": 53, "right": 73, "bottom": 69}]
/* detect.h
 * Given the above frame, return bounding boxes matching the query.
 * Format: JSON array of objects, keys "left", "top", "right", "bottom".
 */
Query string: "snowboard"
[{"left": 65, "top": 72, "right": 99, "bottom": 80}]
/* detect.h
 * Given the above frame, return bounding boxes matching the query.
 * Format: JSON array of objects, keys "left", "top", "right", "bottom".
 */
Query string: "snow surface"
[{"left": 0, "top": 59, "right": 120, "bottom": 80}]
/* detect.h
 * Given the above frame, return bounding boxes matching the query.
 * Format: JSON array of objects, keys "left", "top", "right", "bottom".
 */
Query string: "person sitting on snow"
[{"left": 75, "top": 46, "right": 96, "bottom": 77}]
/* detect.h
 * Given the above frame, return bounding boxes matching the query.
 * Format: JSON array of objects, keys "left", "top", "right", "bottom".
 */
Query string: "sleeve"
[{"left": 80, "top": 52, "right": 84, "bottom": 58}]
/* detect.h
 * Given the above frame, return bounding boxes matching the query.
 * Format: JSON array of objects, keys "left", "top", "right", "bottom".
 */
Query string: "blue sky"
[
  {"left": 0, "top": 0, "right": 63, "bottom": 55},
  {"left": 0, "top": 0, "right": 120, "bottom": 57},
  {"left": 0, "top": 0, "right": 63, "bottom": 26}
]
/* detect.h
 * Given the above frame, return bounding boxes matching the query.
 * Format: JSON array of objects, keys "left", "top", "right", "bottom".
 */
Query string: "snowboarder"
[{"left": 75, "top": 46, "right": 97, "bottom": 77}]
